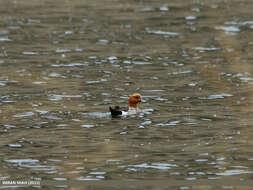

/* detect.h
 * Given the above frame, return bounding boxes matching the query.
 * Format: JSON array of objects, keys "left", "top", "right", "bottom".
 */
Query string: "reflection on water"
[{"left": 1, "top": 0, "right": 253, "bottom": 189}]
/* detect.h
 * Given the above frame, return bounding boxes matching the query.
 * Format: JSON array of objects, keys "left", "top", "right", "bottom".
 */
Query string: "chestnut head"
[{"left": 128, "top": 93, "right": 142, "bottom": 108}]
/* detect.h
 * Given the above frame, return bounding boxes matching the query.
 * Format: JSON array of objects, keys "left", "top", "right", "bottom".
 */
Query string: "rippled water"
[{"left": 1, "top": 0, "right": 253, "bottom": 189}]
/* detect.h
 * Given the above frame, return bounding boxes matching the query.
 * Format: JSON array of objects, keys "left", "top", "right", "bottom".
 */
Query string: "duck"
[{"left": 109, "top": 93, "right": 142, "bottom": 117}]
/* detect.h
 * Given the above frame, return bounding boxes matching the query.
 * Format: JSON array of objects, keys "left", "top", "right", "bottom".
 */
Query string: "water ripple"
[
  {"left": 13, "top": 112, "right": 35, "bottom": 118},
  {"left": 48, "top": 94, "right": 82, "bottom": 101},
  {"left": 156, "top": 120, "right": 180, "bottom": 127},
  {"left": 216, "top": 170, "right": 253, "bottom": 176},
  {"left": 127, "top": 163, "right": 177, "bottom": 170},
  {"left": 146, "top": 29, "right": 180, "bottom": 36},
  {"left": 215, "top": 26, "right": 240, "bottom": 35},
  {"left": 8, "top": 144, "right": 22, "bottom": 148},
  {"left": 0, "top": 37, "right": 13, "bottom": 42},
  {"left": 5, "top": 159, "right": 39, "bottom": 164},
  {"left": 199, "top": 93, "right": 233, "bottom": 100},
  {"left": 51, "top": 62, "right": 88, "bottom": 67},
  {"left": 81, "top": 124, "right": 94, "bottom": 128}
]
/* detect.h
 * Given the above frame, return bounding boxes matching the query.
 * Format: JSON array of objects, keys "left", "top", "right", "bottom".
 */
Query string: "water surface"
[{"left": 1, "top": 0, "right": 253, "bottom": 189}]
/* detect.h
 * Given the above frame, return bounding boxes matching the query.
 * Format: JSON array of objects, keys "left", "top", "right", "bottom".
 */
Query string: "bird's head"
[{"left": 128, "top": 93, "right": 142, "bottom": 108}]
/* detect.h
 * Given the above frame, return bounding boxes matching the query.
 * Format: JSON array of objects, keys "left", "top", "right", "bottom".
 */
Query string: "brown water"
[{"left": 1, "top": 0, "right": 253, "bottom": 189}]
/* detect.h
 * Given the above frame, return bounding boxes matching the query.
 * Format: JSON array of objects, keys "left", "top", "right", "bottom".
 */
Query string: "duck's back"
[{"left": 109, "top": 106, "right": 129, "bottom": 116}]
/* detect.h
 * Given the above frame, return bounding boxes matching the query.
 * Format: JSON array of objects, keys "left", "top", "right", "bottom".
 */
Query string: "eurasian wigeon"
[{"left": 109, "top": 93, "right": 142, "bottom": 116}]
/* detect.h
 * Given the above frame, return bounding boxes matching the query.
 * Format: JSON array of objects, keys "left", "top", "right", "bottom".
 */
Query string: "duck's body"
[
  {"left": 109, "top": 106, "right": 141, "bottom": 116},
  {"left": 109, "top": 93, "right": 142, "bottom": 117}
]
